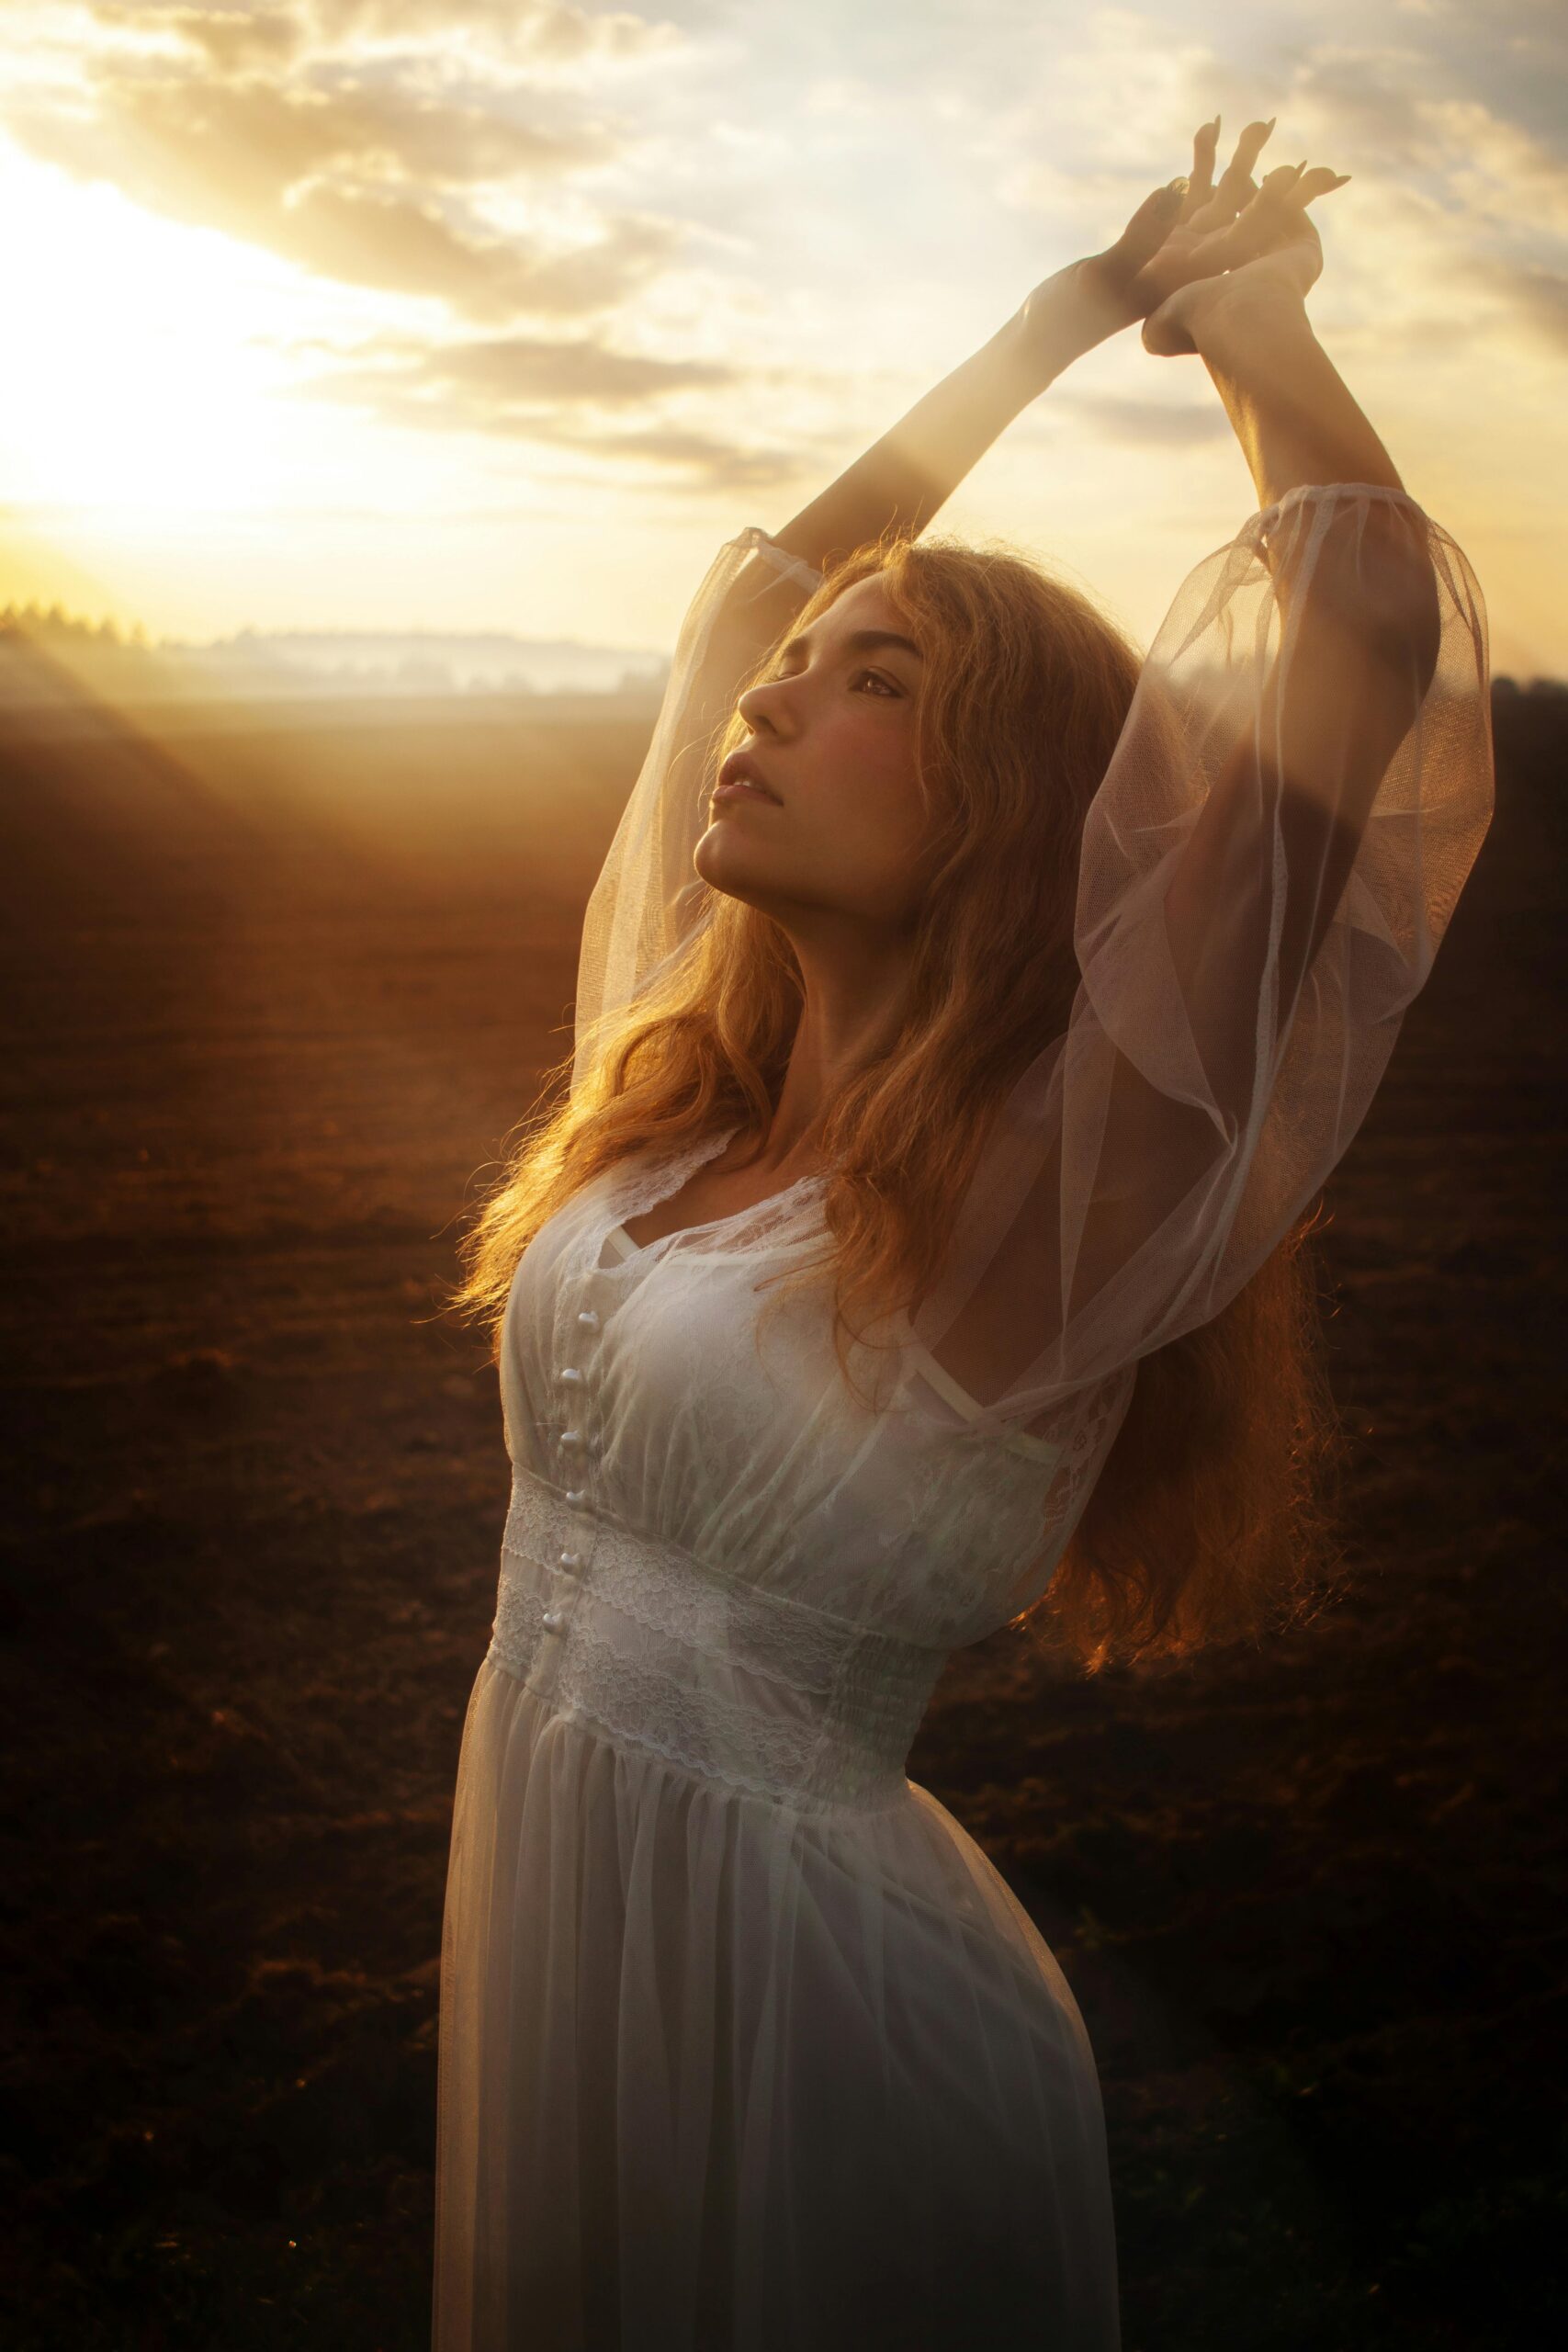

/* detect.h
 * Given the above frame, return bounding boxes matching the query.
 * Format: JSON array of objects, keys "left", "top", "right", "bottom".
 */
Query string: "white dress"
[{"left": 433, "top": 487, "right": 1494, "bottom": 2350}]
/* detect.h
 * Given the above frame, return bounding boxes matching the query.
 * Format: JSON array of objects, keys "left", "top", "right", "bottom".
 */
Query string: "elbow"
[
  {"left": 1285, "top": 496, "right": 1445, "bottom": 700},
  {"left": 1357, "top": 502, "right": 1443, "bottom": 700}
]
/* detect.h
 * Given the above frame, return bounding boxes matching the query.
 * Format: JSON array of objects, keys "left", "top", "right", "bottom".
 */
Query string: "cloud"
[
  {"left": 138, "top": 8, "right": 308, "bottom": 70},
  {"left": 18, "top": 52, "right": 615, "bottom": 193},
  {"left": 1427, "top": 99, "right": 1568, "bottom": 239},
  {"left": 5, "top": 27, "right": 686, "bottom": 319},
  {"left": 326, "top": 324, "right": 739, "bottom": 404},
  {"left": 1051, "top": 391, "right": 1231, "bottom": 447},
  {"left": 13, "top": 0, "right": 1566, "bottom": 504},
  {"left": 89, "top": 2, "right": 679, "bottom": 66},
  {"left": 987, "top": 16, "right": 1568, "bottom": 367},
  {"left": 304, "top": 0, "right": 678, "bottom": 64},
  {"left": 268, "top": 196, "right": 682, "bottom": 320},
  {"left": 301, "top": 325, "right": 817, "bottom": 489},
  {"left": 1469, "top": 258, "right": 1568, "bottom": 353},
  {"left": 1182, "top": 56, "right": 1568, "bottom": 367},
  {"left": 1284, "top": 59, "right": 1568, "bottom": 226},
  {"left": 1285, "top": 47, "right": 1438, "bottom": 172}
]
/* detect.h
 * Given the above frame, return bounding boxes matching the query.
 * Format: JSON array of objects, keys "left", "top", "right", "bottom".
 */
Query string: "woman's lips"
[
  {"left": 716, "top": 750, "right": 780, "bottom": 802},
  {"left": 711, "top": 778, "right": 779, "bottom": 805}
]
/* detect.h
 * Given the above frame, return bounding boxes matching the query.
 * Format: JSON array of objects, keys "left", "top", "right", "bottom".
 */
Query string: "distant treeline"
[{"left": 0, "top": 603, "right": 672, "bottom": 704}]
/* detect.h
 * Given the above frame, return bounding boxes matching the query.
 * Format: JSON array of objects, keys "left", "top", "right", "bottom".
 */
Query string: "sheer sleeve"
[
  {"left": 908, "top": 481, "right": 1495, "bottom": 1430},
  {"left": 571, "top": 526, "right": 825, "bottom": 1102}
]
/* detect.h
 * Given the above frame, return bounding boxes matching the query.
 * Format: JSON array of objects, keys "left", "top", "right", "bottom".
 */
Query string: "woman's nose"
[{"left": 738, "top": 674, "right": 791, "bottom": 729}]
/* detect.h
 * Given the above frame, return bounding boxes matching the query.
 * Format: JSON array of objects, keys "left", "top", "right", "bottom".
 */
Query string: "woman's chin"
[{"left": 694, "top": 826, "right": 773, "bottom": 905}]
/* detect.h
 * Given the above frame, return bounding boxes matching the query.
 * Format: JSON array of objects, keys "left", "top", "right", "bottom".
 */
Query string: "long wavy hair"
[{"left": 448, "top": 525, "right": 1351, "bottom": 1673}]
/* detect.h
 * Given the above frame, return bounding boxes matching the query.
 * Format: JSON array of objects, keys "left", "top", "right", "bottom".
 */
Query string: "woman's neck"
[{"left": 747, "top": 930, "right": 915, "bottom": 1173}]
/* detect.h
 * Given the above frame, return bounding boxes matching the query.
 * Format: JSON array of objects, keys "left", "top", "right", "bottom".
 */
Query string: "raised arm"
[
  {"left": 730, "top": 118, "right": 1307, "bottom": 653},
  {"left": 1150, "top": 170, "right": 1447, "bottom": 1068},
  {"left": 905, "top": 167, "right": 1493, "bottom": 1426}
]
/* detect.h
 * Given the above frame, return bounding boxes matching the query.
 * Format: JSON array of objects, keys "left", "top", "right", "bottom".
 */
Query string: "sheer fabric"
[
  {"left": 571, "top": 488, "right": 1493, "bottom": 1427},
  {"left": 436, "top": 1136, "right": 1128, "bottom": 2352},
  {"left": 434, "top": 486, "right": 1492, "bottom": 2348},
  {"left": 571, "top": 526, "right": 826, "bottom": 1104}
]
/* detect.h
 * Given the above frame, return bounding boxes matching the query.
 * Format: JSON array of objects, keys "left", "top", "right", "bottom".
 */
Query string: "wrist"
[
  {"left": 1008, "top": 270, "right": 1119, "bottom": 391},
  {"left": 1186, "top": 278, "right": 1314, "bottom": 371}
]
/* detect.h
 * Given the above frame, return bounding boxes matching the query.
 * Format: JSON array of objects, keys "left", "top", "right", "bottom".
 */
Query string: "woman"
[{"left": 434, "top": 117, "right": 1493, "bottom": 2349}]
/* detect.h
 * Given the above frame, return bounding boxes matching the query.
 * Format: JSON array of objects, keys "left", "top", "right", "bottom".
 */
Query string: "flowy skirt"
[{"left": 434, "top": 1656, "right": 1121, "bottom": 2350}]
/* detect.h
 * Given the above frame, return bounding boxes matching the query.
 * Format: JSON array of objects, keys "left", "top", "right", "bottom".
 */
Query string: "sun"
[{"left": 0, "top": 142, "right": 315, "bottom": 519}]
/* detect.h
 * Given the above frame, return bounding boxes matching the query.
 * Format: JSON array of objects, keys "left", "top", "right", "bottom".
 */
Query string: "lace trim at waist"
[{"left": 489, "top": 1469, "right": 947, "bottom": 1815}]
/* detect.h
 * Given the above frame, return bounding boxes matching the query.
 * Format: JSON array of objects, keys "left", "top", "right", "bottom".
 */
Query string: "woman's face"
[{"left": 694, "top": 573, "right": 934, "bottom": 937}]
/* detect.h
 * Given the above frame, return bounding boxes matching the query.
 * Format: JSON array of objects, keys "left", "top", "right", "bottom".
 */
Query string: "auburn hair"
[{"left": 448, "top": 525, "right": 1351, "bottom": 1673}]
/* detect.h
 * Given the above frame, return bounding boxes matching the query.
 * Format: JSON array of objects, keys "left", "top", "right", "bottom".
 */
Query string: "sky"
[{"left": 0, "top": 0, "right": 1562, "bottom": 675}]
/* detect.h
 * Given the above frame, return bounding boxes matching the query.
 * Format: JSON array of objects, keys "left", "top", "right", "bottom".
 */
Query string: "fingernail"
[{"left": 1166, "top": 175, "right": 1190, "bottom": 195}]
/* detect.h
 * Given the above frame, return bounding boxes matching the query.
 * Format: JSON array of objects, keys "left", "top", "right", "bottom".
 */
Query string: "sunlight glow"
[
  {"left": 0, "top": 146, "right": 309, "bottom": 517},
  {"left": 0, "top": 3, "right": 1558, "bottom": 672}
]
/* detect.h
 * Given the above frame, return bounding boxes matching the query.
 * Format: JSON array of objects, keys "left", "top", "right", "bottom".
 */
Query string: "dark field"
[{"left": 0, "top": 668, "right": 1562, "bottom": 2350}]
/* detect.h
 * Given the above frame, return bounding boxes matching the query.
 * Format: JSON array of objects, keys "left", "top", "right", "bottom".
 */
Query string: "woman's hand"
[
  {"left": 1138, "top": 158, "right": 1404, "bottom": 514},
  {"left": 1123, "top": 121, "right": 1348, "bottom": 331},
  {"left": 1140, "top": 162, "right": 1341, "bottom": 355},
  {"left": 1015, "top": 116, "right": 1348, "bottom": 368}
]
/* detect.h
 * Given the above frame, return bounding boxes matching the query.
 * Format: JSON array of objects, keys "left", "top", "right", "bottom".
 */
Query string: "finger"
[
  {"left": 1295, "top": 167, "right": 1351, "bottom": 203},
  {"left": 1228, "top": 163, "right": 1309, "bottom": 233},
  {"left": 1212, "top": 169, "right": 1316, "bottom": 266},
  {"left": 1186, "top": 116, "right": 1220, "bottom": 210},
  {"left": 1183, "top": 175, "right": 1246, "bottom": 235},
  {"left": 1184, "top": 132, "right": 1290, "bottom": 241},
  {"left": 1258, "top": 160, "right": 1311, "bottom": 204},
  {"left": 1211, "top": 115, "right": 1275, "bottom": 221},
  {"left": 1228, "top": 117, "right": 1278, "bottom": 179},
  {"left": 1235, "top": 163, "right": 1344, "bottom": 241},
  {"left": 1112, "top": 178, "right": 1191, "bottom": 268}
]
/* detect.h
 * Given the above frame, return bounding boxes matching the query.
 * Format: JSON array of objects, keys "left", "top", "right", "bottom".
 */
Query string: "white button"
[
  {"left": 565, "top": 1488, "right": 587, "bottom": 1510},
  {"left": 560, "top": 1365, "right": 584, "bottom": 1386},
  {"left": 541, "top": 1607, "right": 564, "bottom": 1632},
  {"left": 560, "top": 1428, "right": 582, "bottom": 1450},
  {"left": 558, "top": 1550, "right": 581, "bottom": 1571},
  {"left": 577, "top": 1308, "right": 600, "bottom": 1330}
]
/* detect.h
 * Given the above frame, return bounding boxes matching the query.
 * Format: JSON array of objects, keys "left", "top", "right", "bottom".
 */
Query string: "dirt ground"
[{"left": 0, "top": 664, "right": 1562, "bottom": 2350}]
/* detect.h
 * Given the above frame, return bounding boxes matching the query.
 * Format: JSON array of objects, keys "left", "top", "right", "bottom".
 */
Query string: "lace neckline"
[
  {"left": 593, "top": 1125, "right": 1071, "bottom": 1462},
  {"left": 606, "top": 1123, "right": 829, "bottom": 1259}
]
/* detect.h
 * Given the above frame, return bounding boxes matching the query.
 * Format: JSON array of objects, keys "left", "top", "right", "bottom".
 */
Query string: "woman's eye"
[{"left": 853, "top": 670, "right": 897, "bottom": 696}]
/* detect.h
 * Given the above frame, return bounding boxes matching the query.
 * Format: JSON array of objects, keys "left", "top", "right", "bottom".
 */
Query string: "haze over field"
[{"left": 0, "top": 0, "right": 1562, "bottom": 677}]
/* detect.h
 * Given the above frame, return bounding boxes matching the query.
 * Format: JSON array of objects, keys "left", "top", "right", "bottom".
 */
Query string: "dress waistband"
[{"left": 489, "top": 1469, "right": 945, "bottom": 1815}]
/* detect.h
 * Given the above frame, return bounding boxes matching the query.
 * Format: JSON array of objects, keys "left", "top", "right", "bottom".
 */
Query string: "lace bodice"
[{"left": 489, "top": 1127, "right": 1133, "bottom": 1810}]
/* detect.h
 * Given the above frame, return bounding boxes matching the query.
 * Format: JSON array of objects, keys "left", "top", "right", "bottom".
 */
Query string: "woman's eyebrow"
[{"left": 778, "top": 626, "right": 924, "bottom": 663}]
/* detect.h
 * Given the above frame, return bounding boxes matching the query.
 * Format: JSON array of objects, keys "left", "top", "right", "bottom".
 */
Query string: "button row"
[{"left": 542, "top": 1292, "right": 604, "bottom": 1643}]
